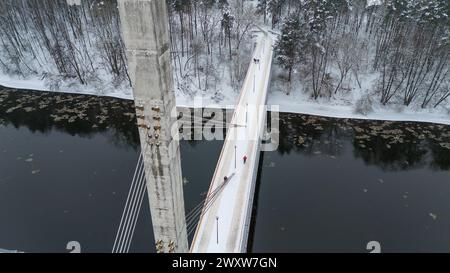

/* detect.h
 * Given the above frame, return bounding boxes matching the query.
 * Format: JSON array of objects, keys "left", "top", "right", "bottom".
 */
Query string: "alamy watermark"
[{"left": 168, "top": 99, "right": 280, "bottom": 152}]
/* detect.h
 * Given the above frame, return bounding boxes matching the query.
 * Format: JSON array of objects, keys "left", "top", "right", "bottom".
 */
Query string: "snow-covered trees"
[
  {"left": 379, "top": 0, "right": 450, "bottom": 106},
  {"left": 301, "top": 0, "right": 351, "bottom": 99},
  {"left": 0, "top": 0, "right": 128, "bottom": 88},
  {"left": 0, "top": 0, "right": 448, "bottom": 111},
  {"left": 0, "top": 0, "right": 256, "bottom": 97},
  {"left": 267, "top": 0, "right": 284, "bottom": 29},
  {"left": 90, "top": 0, "right": 129, "bottom": 83},
  {"left": 271, "top": 0, "right": 450, "bottom": 109},
  {"left": 256, "top": 0, "right": 268, "bottom": 24},
  {"left": 221, "top": 6, "right": 235, "bottom": 61},
  {"left": 167, "top": 0, "right": 257, "bottom": 94},
  {"left": 170, "top": 0, "right": 188, "bottom": 57},
  {"left": 275, "top": 16, "right": 305, "bottom": 83}
]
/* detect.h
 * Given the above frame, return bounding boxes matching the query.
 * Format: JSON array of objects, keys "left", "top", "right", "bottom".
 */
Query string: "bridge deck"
[{"left": 191, "top": 32, "right": 274, "bottom": 253}]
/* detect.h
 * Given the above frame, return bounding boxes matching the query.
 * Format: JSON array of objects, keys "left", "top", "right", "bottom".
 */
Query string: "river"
[{"left": 0, "top": 88, "right": 449, "bottom": 253}]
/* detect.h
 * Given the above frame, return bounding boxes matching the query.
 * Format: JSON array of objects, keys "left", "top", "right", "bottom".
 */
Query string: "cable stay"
[
  {"left": 174, "top": 173, "right": 236, "bottom": 249},
  {"left": 112, "top": 143, "right": 151, "bottom": 253}
]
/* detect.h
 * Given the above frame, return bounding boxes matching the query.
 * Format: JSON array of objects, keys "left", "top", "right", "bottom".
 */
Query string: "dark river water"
[{"left": 0, "top": 88, "right": 449, "bottom": 253}]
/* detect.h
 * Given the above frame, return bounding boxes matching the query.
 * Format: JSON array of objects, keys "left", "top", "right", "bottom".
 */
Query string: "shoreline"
[
  {"left": 268, "top": 98, "right": 450, "bottom": 126},
  {"left": 1, "top": 79, "right": 449, "bottom": 126}
]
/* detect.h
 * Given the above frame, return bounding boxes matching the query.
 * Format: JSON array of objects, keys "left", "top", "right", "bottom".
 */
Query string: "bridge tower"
[{"left": 117, "top": 0, "right": 188, "bottom": 253}]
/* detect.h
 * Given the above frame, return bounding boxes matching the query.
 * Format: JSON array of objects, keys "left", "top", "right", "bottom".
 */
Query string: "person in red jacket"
[{"left": 243, "top": 155, "right": 248, "bottom": 164}]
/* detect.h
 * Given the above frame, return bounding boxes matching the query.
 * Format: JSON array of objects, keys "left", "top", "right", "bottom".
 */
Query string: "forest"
[
  {"left": 0, "top": 0, "right": 129, "bottom": 92},
  {"left": 270, "top": 0, "right": 450, "bottom": 111},
  {"left": 0, "top": 0, "right": 449, "bottom": 112},
  {"left": 0, "top": 0, "right": 256, "bottom": 100}
]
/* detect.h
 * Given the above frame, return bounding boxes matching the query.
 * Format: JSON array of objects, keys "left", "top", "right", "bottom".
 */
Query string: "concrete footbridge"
[
  {"left": 190, "top": 32, "right": 274, "bottom": 253},
  {"left": 118, "top": 0, "right": 275, "bottom": 253}
]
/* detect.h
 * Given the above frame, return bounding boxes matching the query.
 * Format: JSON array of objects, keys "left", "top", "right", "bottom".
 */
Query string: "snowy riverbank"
[
  {"left": 267, "top": 66, "right": 450, "bottom": 126},
  {"left": 1, "top": 73, "right": 449, "bottom": 126},
  {"left": 268, "top": 90, "right": 450, "bottom": 126},
  {"left": 0, "top": 73, "right": 133, "bottom": 100}
]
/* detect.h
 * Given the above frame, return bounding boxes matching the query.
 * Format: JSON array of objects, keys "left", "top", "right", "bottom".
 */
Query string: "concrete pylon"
[{"left": 117, "top": 0, "right": 188, "bottom": 253}]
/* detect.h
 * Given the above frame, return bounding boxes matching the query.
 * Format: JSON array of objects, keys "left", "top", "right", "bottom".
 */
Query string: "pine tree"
[
  {"left": 171, "top": 0, "right": 191, "bottom": 57},
  {"left": 268, "top": 0, "right": 284, "bottom": 29},
  {"left": 221, "top": 7, "right": 234, "bottom": 60},
  {"left": 303, "top": 0, "right": 349, "bottom": 34},
  {"left": 275, "top": 16, "right": 305, "bottom": 82},
  {"left": 256, "top": 0, "right": 268, "bottom": 24}
]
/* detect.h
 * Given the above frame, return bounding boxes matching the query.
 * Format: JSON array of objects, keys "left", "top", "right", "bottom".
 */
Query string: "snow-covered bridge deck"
[{"left": 190, "top": 32, "right": 274, "bottom": 253}]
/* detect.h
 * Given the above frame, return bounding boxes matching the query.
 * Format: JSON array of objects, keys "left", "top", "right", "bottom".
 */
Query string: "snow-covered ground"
[
  {"left": 1, "top": 68, "right": 449, "bottom": 125},
  {"left": 0, "top": 73, "right": 133, "bottom": 100},
  {"left": 267, "top": 64, "right": 450, "bottom": 125},
  {"left": 0, "top": 24, "right": 448, "bottom": 126},
  {"left": 1, "top": 1, "right": 447, "bottom": 126},
  {"left": 268, "top": 89, "right": 450, "bottom": 126}
]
